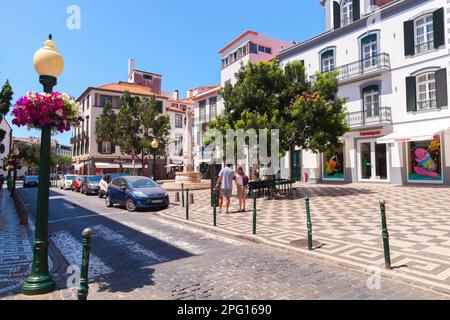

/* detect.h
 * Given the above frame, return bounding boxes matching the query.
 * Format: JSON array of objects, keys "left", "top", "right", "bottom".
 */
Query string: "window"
[
  {"left": 249, "top": 43, "right": 258, "bottom": 54},
  {"left": 174, "top": 135, "right": 183, "bottom": 157},
  {"left": 363, "top": 87, "right": 380, "bottom": 118},
  {"left": 341, "top": 0, "right": 353, "bottom": 27},
  {"left": 199, "top": 101, "right": 206, "bottom": 123},
  {"left": 321, "top": 50, "right": 335, "bottom": 73},
  {"left": 408, "top": 138, "right": 442, "bottom": 182},
  {"left": 265, "top": 47, "right": 272, "bottom": 54},
  {"left": 361, "top": 35, "right": 378, "bottom": 69},
  {"left": 175, "top": 114, "right": 183, "bottom": 128},
  {"left": 102, "top": 142, "right": 112, "bottom": 154},
  {"left": 210, "top": 97, "right": 217, "bottom": 120},
  {"left": 414, "top": 14, "right": 434, "bottom": 54},
  {"left": 416, "top": 72, "right": 436, "bottom": 110},
  {"left": 258, "top": 45, "right": 265, "bottom": 52},
  {"left": 86, "top": 95, "right": 90, "bottom": 109},
  {"left": 143, "top": 74, "right": 153, "bottom": 80},
  {"left": 100, "top": 95, "right": 113, "bottom": 106},
  {"left": 156, "top": 101, "right": 163, "bottom": 113}
]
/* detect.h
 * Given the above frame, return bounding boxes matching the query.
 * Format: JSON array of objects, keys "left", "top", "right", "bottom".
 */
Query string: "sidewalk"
[
  {"left": 0, "top": 187, "right": 33, "bottom": 297},
  {"left": 159, "top": 183, "right": 450, "bottom": 296}
]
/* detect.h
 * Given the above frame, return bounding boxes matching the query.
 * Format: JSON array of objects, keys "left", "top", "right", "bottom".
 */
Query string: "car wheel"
[
  {"left": 105, "top": 195, "right": 113, "bottom": 208},
  {"left": 126, "top": 198, "right": 136, "bottom": 212}
]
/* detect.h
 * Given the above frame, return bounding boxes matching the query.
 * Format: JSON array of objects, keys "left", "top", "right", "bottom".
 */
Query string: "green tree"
[
  {"left": 0, "top": 80, "right": 14, "bottom": 143},
  {"left": 207, "top": 61, "right": 349, "bottom": 172},
  {"left": 95, "top": 91, "right": 171, "bottom": 177}
]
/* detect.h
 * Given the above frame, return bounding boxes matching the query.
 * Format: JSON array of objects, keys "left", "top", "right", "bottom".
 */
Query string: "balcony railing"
[
  {"left": 336, "top": 53, "right": 390, "bottom": 83},
  {"left": 347, "top": 107, "right": 392, "bottom": 128}
]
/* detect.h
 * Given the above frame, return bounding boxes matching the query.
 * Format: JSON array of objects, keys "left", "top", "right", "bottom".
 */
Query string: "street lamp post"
[
  {"left": 10, "top": 147, "right": 19, "bottom": 198},
  {"left": 22, "top": 35, "right": 64, "bottom": 296},
  {"left": 151, "top": 139, "right": 159, "bottom": 182}
]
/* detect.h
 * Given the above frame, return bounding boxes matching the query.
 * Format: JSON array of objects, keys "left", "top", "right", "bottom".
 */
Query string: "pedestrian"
[
  {"left": 0, "top": 174, "right": 4, "bottom": 191},
  {"left": 235, "top": 166, "right": 249, "bottom": 213},
  {"left": 215, "top": 164, "right": 235, "bottom": 214}
]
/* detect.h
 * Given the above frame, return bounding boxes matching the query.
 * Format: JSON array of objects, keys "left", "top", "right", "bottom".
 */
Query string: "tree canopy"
[{"left": 207, "top": 61, "right": 349, "bottom": 160}]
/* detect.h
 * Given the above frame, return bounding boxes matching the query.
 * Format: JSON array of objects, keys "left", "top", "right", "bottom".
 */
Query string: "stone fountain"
[{"left": 163, "top": 109, "right": 210, "bottom": 191}]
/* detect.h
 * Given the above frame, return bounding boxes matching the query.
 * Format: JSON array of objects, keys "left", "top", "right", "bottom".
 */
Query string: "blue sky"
[{"left": 0, "top": 0, "right": 325, "bottom": 145}]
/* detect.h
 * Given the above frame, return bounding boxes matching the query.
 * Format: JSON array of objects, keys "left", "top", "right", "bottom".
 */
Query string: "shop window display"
[
  {"left": 323, "top": 144, "right": 345, "bottom": 180},
  {"left": 408, "top": 138, "right": 442, "bottom": 181}
]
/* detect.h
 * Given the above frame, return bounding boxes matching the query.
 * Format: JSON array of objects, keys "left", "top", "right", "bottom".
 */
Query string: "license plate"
[{"left": 152, "top": 199, "right": 164, "bottom": 204}]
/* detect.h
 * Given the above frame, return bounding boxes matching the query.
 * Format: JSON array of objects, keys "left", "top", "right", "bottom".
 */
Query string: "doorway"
[
  {"left": 291, "top": 150, "right": 301, "bottom": 182},
  {"left": 358, "top": 140, "right": 389, "bottom": 182}
]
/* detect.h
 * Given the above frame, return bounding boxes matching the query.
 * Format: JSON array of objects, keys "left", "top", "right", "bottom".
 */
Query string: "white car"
[{"left": 60, "top": 175, "right": 75, "bottom": 190}]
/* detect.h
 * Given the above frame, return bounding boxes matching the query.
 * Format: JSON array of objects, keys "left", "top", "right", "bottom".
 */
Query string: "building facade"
[
  {"left": 0, "top": 119, "right": 12, "bottom": 176},
  {"left": 278, "top": 0, "right": 450, "bottom": 185},
  {"left": 193, "top": 31, "right": 294, "bottom": 176},
  {"left": 71, "top": 60, "right": 192, "bottom": 179},
  {"left": 56, "top": 143, "right": 72, "bottom": 157}
]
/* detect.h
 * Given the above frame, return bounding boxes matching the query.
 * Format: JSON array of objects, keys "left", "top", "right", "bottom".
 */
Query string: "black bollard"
[
  {"left": 253, "top": 191, "right": 257, "bottom": 235},
  {"left": 213, "top": 188, "right": 217, "bottom": 227},
  {"left": 189, "top": 193, "right": 194, "bottom": 204},
  {"left": 305, "top": 195, "right": 313, "bottom": 250},
  {"left": 181, "top": 183, "right": 185, "bottom": 208},
  {"left": 379, "top": 200, "right": 392, "bottom": 270},
  {"left": 77, "top": 228, "right": 93, "bottom": 301},
  {"left": 175, "top": 191, "right": 180, "bottom": 202},
  {"left": 186, "top": 189, "right": 189, "bottom": 220}
]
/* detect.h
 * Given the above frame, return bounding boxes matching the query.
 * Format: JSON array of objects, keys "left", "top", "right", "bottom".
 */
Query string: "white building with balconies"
[{"left": 279, "top": 0, "right": 450, "bottom": 185}]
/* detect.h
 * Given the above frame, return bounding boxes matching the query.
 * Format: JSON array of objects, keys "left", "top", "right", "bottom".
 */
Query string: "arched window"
[
  {"left": 341, "top": 0, "right": 353, "bottom": 26},
  {"left": 321, "top": 49, "right": 335, "bottom": 73}
]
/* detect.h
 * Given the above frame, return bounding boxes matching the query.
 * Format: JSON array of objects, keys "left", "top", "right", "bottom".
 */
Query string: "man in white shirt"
[{"left": 215, "top": 164, "right": 235, "bottom": 214}]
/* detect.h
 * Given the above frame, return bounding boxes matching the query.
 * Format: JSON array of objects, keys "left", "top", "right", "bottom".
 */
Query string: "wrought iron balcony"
[
  {"left": 347, "top": 107, "right": 392, "bottom": 128},
  {"left": 311, "top": 53, "right": 391, "bottom": 85},
  {"left": 336, "top": 53, "right": 390, "bottom": 84}
]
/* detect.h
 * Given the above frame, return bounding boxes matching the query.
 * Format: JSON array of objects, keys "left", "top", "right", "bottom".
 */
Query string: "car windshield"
[
  {"left": 27, "top": 176, "right": 38, "bottom": 181},
  {"left": 66, "top": 176, "right": 74, "bottom": 180},
  {"left": 129, "top": 178, "right": 158, "bottom": 189},
  {"left": 111, "top": 174, "right": 128, "bottom": 179},
  {"left": 88, "top": 176, "right": 102, "bottom": 183}
]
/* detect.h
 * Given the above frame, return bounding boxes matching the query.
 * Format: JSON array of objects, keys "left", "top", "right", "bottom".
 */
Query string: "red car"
[{"left": 71, "top": 176, "right": 86, "bottom": 192}]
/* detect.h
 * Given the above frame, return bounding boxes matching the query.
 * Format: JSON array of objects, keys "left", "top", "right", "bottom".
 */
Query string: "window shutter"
[
  {"left": 406, "top": 76, "right": 417, "bottom": 112},
  {"left": 433, "top": 8, "right": 445, "bottom": 49},
  {"left": 111, "top": 143, "right": 116, "bottom": 154},
  {"left": 333, "top": 2, "right": 341, "bottom": 30},
  {"left": 403, "top": 20, "right": 415, "bottom": 56},
  {"left": 435, "top": 68, "right": 448, "bottom": 108},
  {"left": 98, "top": 142, "right": 103, "bottom": 154},
  {"left": 352, "top": 0, "right": 360, "bottom": 21}
]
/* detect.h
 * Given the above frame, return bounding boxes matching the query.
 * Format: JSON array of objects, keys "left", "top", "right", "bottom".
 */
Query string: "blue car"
[{"left": 105, "top": 176, "right": 169, "bottom": 212}]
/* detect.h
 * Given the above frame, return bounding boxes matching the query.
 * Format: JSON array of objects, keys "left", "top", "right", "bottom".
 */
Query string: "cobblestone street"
[{"left": 1, "top": 186, "right": 447, "bottom": 300}]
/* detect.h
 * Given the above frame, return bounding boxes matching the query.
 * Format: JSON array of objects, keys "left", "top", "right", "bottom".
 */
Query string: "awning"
[
  {"left": 165, "top": 164, "right": 183, "bottom": 168},
  {"left": 377, "top": 122, "right": 450, "bottom": 144},
  {"left": 95, "top": 163, "right": 120, "bottom": 169}
]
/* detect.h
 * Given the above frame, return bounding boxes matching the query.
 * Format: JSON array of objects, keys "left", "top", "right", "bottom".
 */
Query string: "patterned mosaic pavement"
[{"left": 159, "top": 182, "right": 450, "bottom": 295}]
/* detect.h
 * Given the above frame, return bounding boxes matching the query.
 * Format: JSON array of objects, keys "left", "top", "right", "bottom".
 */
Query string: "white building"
[
  {"left": 278, "top": 0, "right": 450, "bottom": 185},
  {"left": 0, "top": 119, "right": 12, "bottom": 176},
  {"left": 56, "top": 143, "right": 72, "bottom": 157},
  {"left": 72, "top": 60, "right": 192, "bottom": 179}
]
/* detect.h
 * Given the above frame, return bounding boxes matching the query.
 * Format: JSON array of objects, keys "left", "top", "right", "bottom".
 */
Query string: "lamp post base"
[{"left": 21, "top": 275, "right": 55, "bottom": 296}]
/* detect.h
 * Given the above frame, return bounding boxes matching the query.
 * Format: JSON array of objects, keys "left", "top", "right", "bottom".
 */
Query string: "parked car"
[
  {"left": 24, "top": 176, "right": 39, "bottom": 188},
  {"left": 71, "top": 176, "right": 86, "bottom": 192},
  {"left": 81, "top": 175, "right": 102, "bottom": 195},
  {"left": 98, "top": 173, "right": 129, "bottom": 198},
  {"left": 105, "top": 176, "right": 169, "bottom": 212},
  {"left": 60, "top": 175, "right": 75, "bottom": 190}
]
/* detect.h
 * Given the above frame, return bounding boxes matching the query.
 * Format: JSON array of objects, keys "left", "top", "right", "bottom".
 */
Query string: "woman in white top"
[{"left": 235, "top": 166, "right": 247, "bottom": 213}]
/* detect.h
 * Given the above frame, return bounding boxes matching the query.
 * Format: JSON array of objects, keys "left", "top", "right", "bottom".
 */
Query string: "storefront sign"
[
  {"left": 360, "top": 130, "right": 382, "bottom": 137},
  {"left": 114, "top": 159, "right": 127, "bottom": 164}
]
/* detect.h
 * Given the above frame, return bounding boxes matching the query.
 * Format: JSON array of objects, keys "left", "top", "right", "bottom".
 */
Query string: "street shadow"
[
  {"left": 253, "top": 186, "right": 376, "bottom": 201},
  {"left": 18, "top": 188, "right": 195, "bottom": 295}
]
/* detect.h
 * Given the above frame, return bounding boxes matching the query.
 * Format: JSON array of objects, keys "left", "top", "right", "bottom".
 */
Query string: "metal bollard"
[
  {"left": 253, "top": 191, "right": 257, "bottom": 235},
  {"left": 185, "top": 189, "right": 189, "bottom": 220},
  {"left": 213, "top": 188, "right": 217, "bottom": 227},
  {"left": 305, "top": 195, "right": 313, "bottom": 250},
  {"left": 181, "top": 183, "right": 185, "bottom": 208},
  {"left": 77, "top": 228, "right": 93, "bottom": 301},
  {"left": 379, "top": 200, "right": 392, "bottom": 270},
  {"left": 175, "top": 191, "right": 180, "bottom": 202},
  {"left": 189, "top": 193, "right": 194, "bottom": 204}
]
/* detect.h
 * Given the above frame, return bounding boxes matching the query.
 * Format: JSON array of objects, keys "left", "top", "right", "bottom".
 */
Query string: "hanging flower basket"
[{"left": 12, "top": 92, "right": 82, "bottom": 133}]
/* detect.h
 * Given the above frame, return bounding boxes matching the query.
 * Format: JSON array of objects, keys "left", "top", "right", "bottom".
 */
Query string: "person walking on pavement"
[
  {"left": 235, "top": 166, "right": 249, "bottom": 213},
  {"left": 215, "top": 164, "right": 235, "bottom": 214}
]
